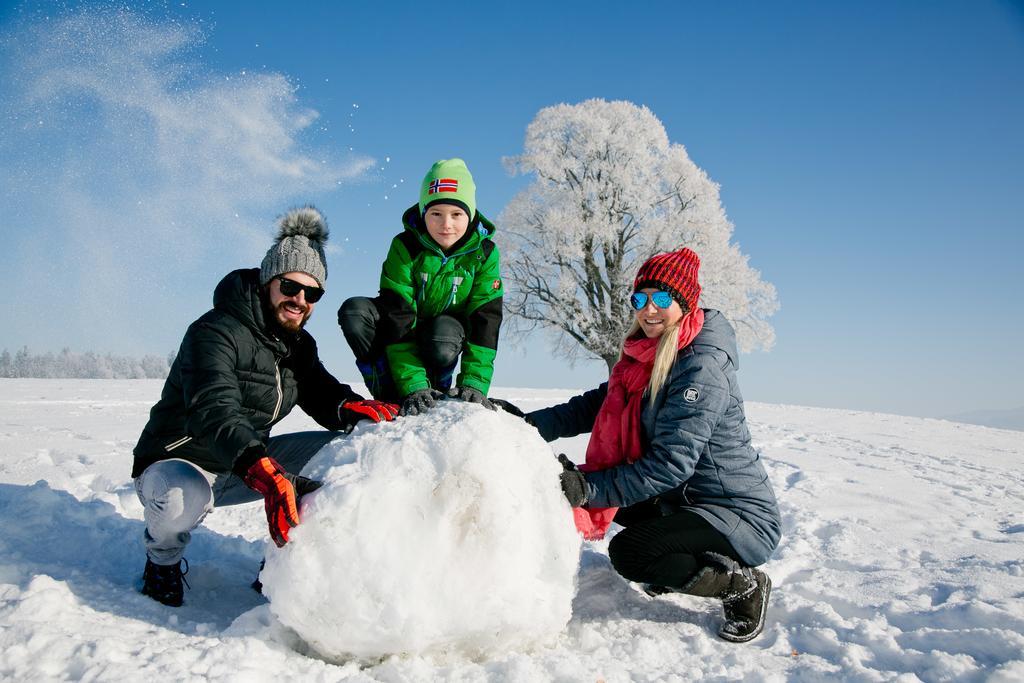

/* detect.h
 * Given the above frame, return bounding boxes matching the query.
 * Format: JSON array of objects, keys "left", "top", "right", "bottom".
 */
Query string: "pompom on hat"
[
  {"left": 633, "top": 247, "right": 702, "bottom": 313},
  {"left": 260, "top": 206, "right": 329, "bottom": 288},
  {"left": 418, "top": 158, "right": 477, "bottom": 220}
]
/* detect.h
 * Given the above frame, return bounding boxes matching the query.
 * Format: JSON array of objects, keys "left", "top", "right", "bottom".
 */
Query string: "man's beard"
[{"left": 271, "top": 301, "right": 311, "bottom": 334}]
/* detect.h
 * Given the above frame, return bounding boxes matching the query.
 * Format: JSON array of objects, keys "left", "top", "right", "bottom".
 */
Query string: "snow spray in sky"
[
  {"left": 259, "top": 402, "right": 582, "bottom": 661},
  {"left": 0, "top": 7, "right": 373, "bottom": 355}
]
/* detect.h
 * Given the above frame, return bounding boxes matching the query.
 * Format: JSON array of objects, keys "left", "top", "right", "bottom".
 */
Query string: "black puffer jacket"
[{"left": 132, "top": 268, "right": 361, "bottom": 477}]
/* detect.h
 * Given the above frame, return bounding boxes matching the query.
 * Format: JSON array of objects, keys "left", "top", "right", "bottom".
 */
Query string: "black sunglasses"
[
  {"left": 630, "top": 291, "right": 674, "bottom": 311},
  {"left": 277, "top": 277, "right": 324, "bottom": 303}
]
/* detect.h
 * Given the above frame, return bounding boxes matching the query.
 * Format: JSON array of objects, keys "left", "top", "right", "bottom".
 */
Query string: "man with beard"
[{"left": 131, "top": 206, "right": 398, "bottom": 607}]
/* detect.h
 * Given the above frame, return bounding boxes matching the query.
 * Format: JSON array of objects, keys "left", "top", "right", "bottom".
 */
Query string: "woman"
[{"left": 526, "top": 248, "right": 781, "bottom": 643}]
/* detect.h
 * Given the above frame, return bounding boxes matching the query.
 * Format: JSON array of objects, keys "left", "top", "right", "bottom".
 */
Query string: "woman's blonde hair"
[{"left": 621, "top": 313, "right": 685, "bottom": 407}]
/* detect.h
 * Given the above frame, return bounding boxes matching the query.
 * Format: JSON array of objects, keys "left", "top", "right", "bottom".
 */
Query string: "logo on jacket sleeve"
[
  {"left": 492, "top": 279, "right": 501, "bottom": 290},
  {"left": 683, "top": 387, "right": 699, "bottom": 403}
]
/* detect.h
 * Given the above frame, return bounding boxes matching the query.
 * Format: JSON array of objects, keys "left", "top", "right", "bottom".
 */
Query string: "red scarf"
[{"left": 573, "top": 308, "right": 705, "bottom": 539}]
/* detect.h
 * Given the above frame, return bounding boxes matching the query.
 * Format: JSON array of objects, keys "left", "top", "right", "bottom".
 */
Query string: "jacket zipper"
[
  {"left": 269, "top": 359, "right": 283, "bottom": 425},
  {"left": 415, "top": 236, "right": 479, "bottom": 310},
  {"left": 164, "top": 435, "right": 192, "bottom": 452},
  {"left": 448, "top": 276, "right": 464, "bottom": 307},
  {"left": 417, "top": 272, "right": 428, "bottom": 303}
]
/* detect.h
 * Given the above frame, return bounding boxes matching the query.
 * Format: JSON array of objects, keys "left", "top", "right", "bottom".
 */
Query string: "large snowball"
[{"left": 260, "top": 401, "right": 582, "bottom": 661}]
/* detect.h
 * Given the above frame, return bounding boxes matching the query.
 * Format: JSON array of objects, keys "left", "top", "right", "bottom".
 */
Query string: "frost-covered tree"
[
  {"left": 0, "top": 347, "right": 171, "bottom": 378},
  {"left": 499, "top": 99, "right": 778, "bottom": 371}
]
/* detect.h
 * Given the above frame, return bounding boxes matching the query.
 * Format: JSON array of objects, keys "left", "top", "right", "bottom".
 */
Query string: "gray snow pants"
[{"left": 133, "top": 431, "right": 338, "bottom": 565}]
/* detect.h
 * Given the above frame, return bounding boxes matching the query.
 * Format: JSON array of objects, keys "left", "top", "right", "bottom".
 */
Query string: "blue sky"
[{"left": 0, "top": 1, "right": 1021, "bottom": 418}]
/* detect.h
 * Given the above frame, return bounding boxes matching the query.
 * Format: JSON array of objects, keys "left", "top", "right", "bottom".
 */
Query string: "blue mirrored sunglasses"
[{"left": 630, "top": 291, "right": 674, "bottom": 311}]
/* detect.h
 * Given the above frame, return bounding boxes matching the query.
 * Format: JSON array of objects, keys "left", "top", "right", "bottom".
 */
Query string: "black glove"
[
  {"left": 489, "top": 398, "right": 525, "bottom": 418},
  {"left": 447, "top": 386, "right": 496, "bottom": 410},
  {"left": 287, "top": 473, "right": 324, "bottom": 500},
  {"left": 557, "top": 453, "right": 588, "bottom": 507},
  {"left": 400, "top": 388, "right": 445, "bottom": 416}
]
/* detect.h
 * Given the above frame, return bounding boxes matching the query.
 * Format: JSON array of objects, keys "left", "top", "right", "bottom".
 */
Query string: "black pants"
[
  {"left": 338, "top": 296, "right": 465, "bottom": 365},
  {"left": 338, "top": 296, "right": 464, "bottom": 398},
  {"left": 608, "top": 500, "right": 741, "bottom": 589}
]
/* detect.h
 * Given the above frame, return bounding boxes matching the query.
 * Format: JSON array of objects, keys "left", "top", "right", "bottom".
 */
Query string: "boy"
[{"left": 339, "top": 158, "right": 503, "bottom": 416}]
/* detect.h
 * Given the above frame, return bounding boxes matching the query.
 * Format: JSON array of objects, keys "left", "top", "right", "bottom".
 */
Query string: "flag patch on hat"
[
  {"left": 683, "top": 387, "right": 699, "bottom": 403},
  {"left": 428, "top": 178, "right": 459, "bottom": 194}
]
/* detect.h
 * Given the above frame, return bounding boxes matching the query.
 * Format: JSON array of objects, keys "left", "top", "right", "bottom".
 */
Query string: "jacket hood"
[
  {"left": 212, "top": 268, "right": 282, "bottom": 349},
  {"left": 401, "top": 204, "right": 495, "bottom": 254},
  {"left": 690, "top": 309, "right": 739, "bottom": 369}
]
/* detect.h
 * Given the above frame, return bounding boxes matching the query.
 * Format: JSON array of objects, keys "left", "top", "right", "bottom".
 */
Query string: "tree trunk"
[{"left": 602, "top": 353, "right": 617, "bottom": 375}]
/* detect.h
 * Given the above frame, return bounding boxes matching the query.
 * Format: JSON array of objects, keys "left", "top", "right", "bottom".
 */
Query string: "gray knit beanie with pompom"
[{"left": 259, "top": 206, "right": 329, "bottom": 288}]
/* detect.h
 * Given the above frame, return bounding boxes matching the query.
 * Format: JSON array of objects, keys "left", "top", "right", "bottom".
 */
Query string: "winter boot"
[
  {"left": 719, "top": 567, "right": 772, "bottom": 643},
  {"left": 141, "top": 558, "right": 190, "bottom": 607},
  {"left": 642, "top": 583, "right": 674, "bottom": 597},
  {"left": 355, "top": 356, "right": 396, "bottom": 401},
  {"left": 678, "top": 552, "right": 771, "bottom": 643}
]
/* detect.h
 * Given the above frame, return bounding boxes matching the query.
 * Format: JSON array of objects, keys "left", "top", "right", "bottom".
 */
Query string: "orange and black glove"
[
  {"left": 243, "top": 456, "right": 322, "bottom": 547},
  {"left": 340, "top": 399, "right": 399, "bottom": 431}
]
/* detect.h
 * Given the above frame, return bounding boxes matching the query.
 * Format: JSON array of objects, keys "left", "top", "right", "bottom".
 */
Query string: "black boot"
[
  {"left": 719, "top": 567, "right": 771, "bottom": 643},
  {"left": 677, "top": 552, "right": 771, "bottom": 643},
  {"left": 141, "top": 558, "right": 190, "bottom": 607},
  {"left": 642, "top": 583, "right": 673, "bottom": 597}
]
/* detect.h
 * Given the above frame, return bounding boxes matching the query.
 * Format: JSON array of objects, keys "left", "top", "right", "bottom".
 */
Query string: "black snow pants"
[
  {"left": 338, "top": 295, "right": 465, "bottom": 400},
  {"left": 608, "top": 499, "right": 743, "bottom": 588}
]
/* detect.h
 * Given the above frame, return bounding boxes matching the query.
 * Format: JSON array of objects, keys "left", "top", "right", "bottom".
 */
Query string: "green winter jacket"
[{"left": 378, "top": 205, "right": 503, "bottom": 397}]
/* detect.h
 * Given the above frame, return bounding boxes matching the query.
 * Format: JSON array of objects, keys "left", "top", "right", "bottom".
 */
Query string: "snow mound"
[{"left": 260, "top": 401, "right": 582, "bottom": 661}]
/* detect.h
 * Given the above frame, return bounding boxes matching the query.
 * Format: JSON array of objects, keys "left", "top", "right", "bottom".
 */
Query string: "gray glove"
[
  {"left": 557, "top": 453, "right": 588, "bottom": 507},
  {"left": 447, "top": 386, "right": 496, "bottom": 411},
  {"left": 489, "top": 398, "right": 525, "bottom": 418},
  {"left": 400, "top": 388, "right": 445, "bottom": 416}
]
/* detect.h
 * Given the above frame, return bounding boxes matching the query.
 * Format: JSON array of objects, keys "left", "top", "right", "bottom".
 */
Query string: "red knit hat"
[{"left": 633, "top": 248, "right": 702, "bottom": 313}]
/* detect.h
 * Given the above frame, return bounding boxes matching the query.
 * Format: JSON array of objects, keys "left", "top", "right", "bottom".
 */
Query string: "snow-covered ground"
[{"left": 1, "top": 379, "right": 1022, "bottom": 682}]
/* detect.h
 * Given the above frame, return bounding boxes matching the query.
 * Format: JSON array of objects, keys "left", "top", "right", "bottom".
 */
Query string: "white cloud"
[{"left": 0, "top": 8, "right": 372, "bottom": 353}]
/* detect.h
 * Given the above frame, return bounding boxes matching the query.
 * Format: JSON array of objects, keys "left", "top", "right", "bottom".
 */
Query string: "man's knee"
[{"left": 136, "top": 459, "right": 213, "bottom": 535}]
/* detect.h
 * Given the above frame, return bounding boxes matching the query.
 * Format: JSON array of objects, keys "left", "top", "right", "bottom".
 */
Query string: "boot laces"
[{"left": 146, "top": 558, "right": 190, "bottom": 591}]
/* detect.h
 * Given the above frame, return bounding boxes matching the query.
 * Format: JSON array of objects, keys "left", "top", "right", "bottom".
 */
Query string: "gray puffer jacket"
[{"left": 527, "top": 310, "right": 781, "bottom": 566}]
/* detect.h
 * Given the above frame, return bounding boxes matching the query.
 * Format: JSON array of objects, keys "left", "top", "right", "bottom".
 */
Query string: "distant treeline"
[{"left": 0, "top": 347, "right": 174, "bottom": 379}]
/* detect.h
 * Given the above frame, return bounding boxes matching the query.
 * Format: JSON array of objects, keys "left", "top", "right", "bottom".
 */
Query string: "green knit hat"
[{"left": 418, "top": 158, "right": 477, "bottom": 220}]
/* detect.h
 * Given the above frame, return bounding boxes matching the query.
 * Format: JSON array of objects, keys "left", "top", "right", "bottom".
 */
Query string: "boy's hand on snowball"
[
  {"left": 400, "top": 388, "right": 445, "bottom": 416},
  {"left": 447, "top": 386, "right": 495, "bottom": 411}
]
